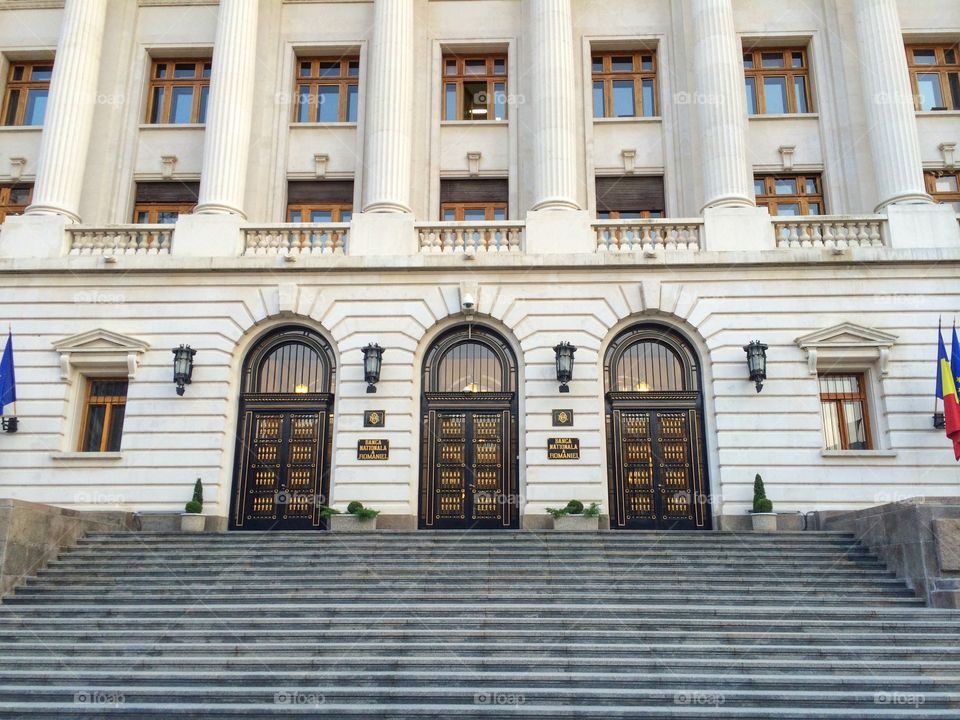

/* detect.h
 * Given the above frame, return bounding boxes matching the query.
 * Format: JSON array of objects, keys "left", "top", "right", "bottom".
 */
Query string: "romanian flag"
[{"left": 938, "top": 330, "right": 960, "bottom": 461}]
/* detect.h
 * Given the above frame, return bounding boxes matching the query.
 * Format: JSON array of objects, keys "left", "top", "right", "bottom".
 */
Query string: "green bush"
[
  {"left": 319, "top": 506, "right": 341, "bottom": 518},
  {"left": 346, "top": 501, "right": 364, "bottom": 514},
  {"left": 545, "top": 507, "right": 568, "bottom": 520},
  {"left": 353, "top": 506, "right": 380, "bottom": 521},
  {"left": 184, "top": 479, "right": 203, "bottom": 513},
  {"left": 752, "top": 474, "right": 773, "bottom": 513},
  {"left": 565, "top": 500, "right": 585, "bottom": 515},
  {"left": 582, "top": 502, "right": 601, "bottom": 518}
]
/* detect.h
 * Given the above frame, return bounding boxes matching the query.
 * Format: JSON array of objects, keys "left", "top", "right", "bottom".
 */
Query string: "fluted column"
[
  {"left": 195, "top": 0, "right": 259, "bottom": 217},
  {"left": 25, "top": 0, "right": 108, "bottom": 222},
  {"left": 529, "top": 0, "right": 579, "bottom": 210},
  {"left": 691, "top": 0, "right": 754, "bottom": 210},
  {"left": 853, "top": 0, "right": 931, "bottom": 209},
  {"left": 361, "top": 0, "right": 414, "bottom": 213}
]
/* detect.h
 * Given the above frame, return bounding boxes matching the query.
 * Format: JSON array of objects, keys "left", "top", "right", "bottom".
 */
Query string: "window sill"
[
  {"left": 289, "top": 122, "right": 358, "bottom": 129},
  {"left": 748, "top": 113, "right": 820, "bottom": 121},
  {"left": 440, "top": 120, "right": 509, "bottom": 127},
  {"left": 916, "top": 110, "right": 960, "bottom": 117},
  {"left": 51, "top": 451, "right": 123, "bottom": 462},
  {"left": 0, "top": 125, "right": 44, "bottom": 132},
  {"left": 138, "top": 123, "right": 206, "bottom": 130},
  {"left": 820, "top": 449, "right": 897, "bottom": 459},
  {"left": 593, "top": 116, "right": 661, "bottom": 124}
]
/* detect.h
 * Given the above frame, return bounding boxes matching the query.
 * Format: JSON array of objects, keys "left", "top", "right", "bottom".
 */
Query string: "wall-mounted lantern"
[
  {"left": 172, "top": 345, "right": 197, "bottom": 396},
  {"left": 743, "top": 340, "right": 768, "bottom": 393},
  {"left": 362, "top": 343, "right": 384, "bottom": 394},
  {"left": 1, "top": 417, "right": 17, "bottom": 433},
  {"left": 554, "top": 342, "right": 577, "bottom": 394}
]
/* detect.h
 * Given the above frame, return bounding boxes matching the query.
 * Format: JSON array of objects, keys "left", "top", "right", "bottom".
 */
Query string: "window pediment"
[
  {"left": 53, "top": 329, "right": 149, "bottom": 382},
  {"left": 795, "top": 323, "right": 897, "bottom": 376}
]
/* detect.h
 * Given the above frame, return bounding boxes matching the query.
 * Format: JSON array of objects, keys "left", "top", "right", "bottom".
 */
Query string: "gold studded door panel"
[
  {"left": 614, "top": 410, "right": 656, "bottom": 525},
  {"left": 471, "top": 412, "right": 504, "bottom": 522},
  {"left": 431, "top": 411, "right": 468, "bottom": 521},
  {"left": 654, "top": 412, "right": 695, "bottom": 524}
]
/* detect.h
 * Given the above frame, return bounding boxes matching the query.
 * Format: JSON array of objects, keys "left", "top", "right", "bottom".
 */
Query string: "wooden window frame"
[
  {"left": 293, "top": 56, "right": 360, "bottom": 124},
  {"left": 591, "top": 50, "right": 658, "bottom": 118},
  {"left": 818, "top": 372, "right": 873, "bottom": 451},
  {"left": 133, "top": 203, "right": 194, "bottom": 224},
  {"left": 441, "top": 54, "right": 508, "bottom": 122},
  {"left": 743, "top": 47, "right": 813, "bottom": 115},
  {"left": 77, "top": 377, "right": 128, "bottom": 453},
  {"left": 440, "top": 202, "right": 508, "bottom": 221},
  {"left": 286, "top": 203, "right": 352, "bottom": 222},
  {"left": 145, "top": 59, "right": 211, "bottom": 125},
  {"left": 596, "top": 210, "right": 663, "bottom": 220},
  {"left": 0, "top": 183, "right": 33, "bottom": 223},
  {"left": 925, "top": 169, "right": 960, "bottom": 210},
  {"left": 906, "top": 43, "right": 960, "bottom": 111},
  {"left": 755, "top": 173, "right": 825, "bottom": 216},
  {"left": 2, "top": 60, "right": 53, "bottom": 126}
]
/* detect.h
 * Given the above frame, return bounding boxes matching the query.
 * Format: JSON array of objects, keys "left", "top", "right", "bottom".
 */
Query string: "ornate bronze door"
[
  {"left": 422, "top": 405, "right": 517, "bottom": 529},
  {"left": 605, "top": 325, "right": 711, "bottom": 530},
  {"left": 419, "top": 325, "right": 520, "bottom": 530},
  {"left": 230, "top": 327, "right": 336, "bottom": 531}
]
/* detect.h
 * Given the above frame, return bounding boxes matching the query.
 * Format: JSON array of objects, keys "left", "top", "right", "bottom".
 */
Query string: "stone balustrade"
[
  {"left": 417, "top": 222, "right": 524, "bottom": 254},
  {"left": 593, "top": 220, "right": 703, "bottom": 253},
  {"left": 67, "top": 226, "right": 173, "bottom": 255},
  {"left": 243, "top": 224, "right": 349, "bottom": 256},
  {"left": 774, "top": 216, "right": 887, "bottom": 249}
]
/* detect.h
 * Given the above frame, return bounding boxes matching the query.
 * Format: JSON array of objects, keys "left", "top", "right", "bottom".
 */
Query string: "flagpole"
[
  {"left": 6, "top": 323, "right": 13, "bottom": 418},
  {"left": 935, "top": 316, "right": 942, "bottom": 420}
]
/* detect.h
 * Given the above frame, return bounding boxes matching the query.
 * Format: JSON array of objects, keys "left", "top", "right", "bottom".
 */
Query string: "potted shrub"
[
  {"left": 180, "top": 478, "right": 205, "bottom": 533},
  {"left": 749, "top": 474, "right": 777, "bottom": 532},
  {"left": 322, "top": 501, "right": 379, "bottom": 532},
  {"left": 547, "top": 500, "right": 601, "bottom": 532}
]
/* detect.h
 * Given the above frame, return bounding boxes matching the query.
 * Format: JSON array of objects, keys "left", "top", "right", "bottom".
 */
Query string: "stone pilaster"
[
  {"left": 690, "top": 0, "right": 754, "bottom": 210},
  {"left": 853, "top": 0, "right": 931, "bottom": 209},
  {"left": 361, "top": 0, "right": 414, "bottom": 213},
  {"left": 26, "top": 0, "right": 108, "bottom": 222},
  {"left": 529, "top": 0, "right": 579, "bottom": 210},
  {"left": 194, "top": 0, "right": 259, "bottom": 217}
]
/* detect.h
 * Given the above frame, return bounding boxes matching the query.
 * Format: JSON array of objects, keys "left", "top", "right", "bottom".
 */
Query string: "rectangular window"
[
  {"left": 591, "top": 50, "right": 658, "bottom": 119},
  {"left": 819, "top": 373, "right": 872, "bottom": 451},
  {"left": 439, "top": 178, "right": 508, "bottom": 220},
  {"left": 925, "top": 170, "right": 960, "bottom": 212},
  {"left": 294, "top": 57, "right": 359, "bottom": 123},
  {"left": 2, "top": 61, "right": 53, "bottom": 126},
  {"left": 0, "top": 183, "right": 33, "bottom": 223},
  {"left": 132, "top": 181, "right": 200, "bottom": 223},
  {"left": 906, "top": 44, "right": 960, "bottom": 111},
  {"left": 146, "top": 59, "right": 211, "bottom": 124},
  {"left": 79, "top": 378, "right": 128, "bottom": 453},
  {"left": 743, "top": 47, "right": 813, "bottom": 115},
  {"left": 286, "top": 179, "right": 354, "bottom": 222},
  {"left": 755, "top": 173, "right": 824, "bottom": 216},
  {"left": 595, "top": 176, "right": 665, "bottom": 218},
  {"left": 441, "top": 54, "right": 508, "bottom": 121}
]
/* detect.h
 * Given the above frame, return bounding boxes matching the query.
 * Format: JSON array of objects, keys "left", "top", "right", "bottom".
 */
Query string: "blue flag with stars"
[{"left": 0, "top": 330, "right": 15, "bottom": 412}]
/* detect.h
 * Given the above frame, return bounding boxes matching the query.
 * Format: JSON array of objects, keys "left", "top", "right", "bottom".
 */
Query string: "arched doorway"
[
  {"left": 419, "top": 325, "right": 520, "bottom": 529},
  {"left": 230, "top": 326, "right": 336, "bottom": 531},
  {"left": 604, "top": 324, "right": 711, "bottom": 530}
]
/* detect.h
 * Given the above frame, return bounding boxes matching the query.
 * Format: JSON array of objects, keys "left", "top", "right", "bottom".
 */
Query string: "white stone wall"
[{"left": 0, "top": 261, "right": 957, "bottom": 519}]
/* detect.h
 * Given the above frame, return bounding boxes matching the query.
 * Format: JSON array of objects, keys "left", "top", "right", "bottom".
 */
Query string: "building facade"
[{"left": 0, "top": 0, "right": 958, "bottom": 530}]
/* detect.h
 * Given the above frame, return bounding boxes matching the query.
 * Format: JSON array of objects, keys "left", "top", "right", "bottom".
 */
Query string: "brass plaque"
[
  {"left": 547, "top": 437, "right": 580, "bottom": 460},
  {"left": 552, "top": 409, "right": 574, "bottom": 427},
  {"left": 357, "top": 438, "right": 389, "bottom": 460},
  {"left": 364, "top": 410, "right": 386, "bottom": 428}
]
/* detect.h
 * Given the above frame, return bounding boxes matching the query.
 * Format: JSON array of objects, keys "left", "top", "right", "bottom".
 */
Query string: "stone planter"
[
  {"left": 330, "top": 514, "right": 377, "bottom": 532},
  {"left": 552, "top": 514, "right": 599, "bottom": 532},
  {"left": 750, "top": 512, "right": 777, "bottom": 533},
  {"left": 180, "top": 513, "right": 205, "bottom": 533}
]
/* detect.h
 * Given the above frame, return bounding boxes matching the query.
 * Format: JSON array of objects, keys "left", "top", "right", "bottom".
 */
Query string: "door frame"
[
  {"left": 603, "top": 324, "right": 712, "bottom": 530},
  {"left": 229, "top": 326, "right": 336, "bottom": 531}
]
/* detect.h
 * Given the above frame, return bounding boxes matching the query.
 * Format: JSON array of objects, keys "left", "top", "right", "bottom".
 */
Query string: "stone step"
[{"left": 82, "top": 530, "right": 858, "bottom": 540}]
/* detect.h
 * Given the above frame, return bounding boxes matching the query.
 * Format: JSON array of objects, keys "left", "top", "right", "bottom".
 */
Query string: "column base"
[
  {"left": 702, "top": 206, "right": 774, "bottom": 253},
  {"left": 885, "top": 203, "right": 960, "bottom": 249},
  {"left": 349, "top": 212, "right": 416, "bottom": 256},
  {"left": 0, "top": 214, "right": 69, "bottom": 259},
  {"left": 525, "top": 209, "right": 594, "bottom": 254},
  {"left": 172, "top": 214, "right": 244, "bottom": 257}
]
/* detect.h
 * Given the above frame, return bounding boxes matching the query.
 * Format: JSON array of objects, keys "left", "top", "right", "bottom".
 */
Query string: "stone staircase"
[{"left": 0, "top": 530, "right": 958, "bottom": 718}]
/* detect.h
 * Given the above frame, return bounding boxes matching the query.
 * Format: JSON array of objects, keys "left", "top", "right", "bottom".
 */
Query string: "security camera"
[{"left": 462, "top": 293, "right": 476, "bottom": 311}]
